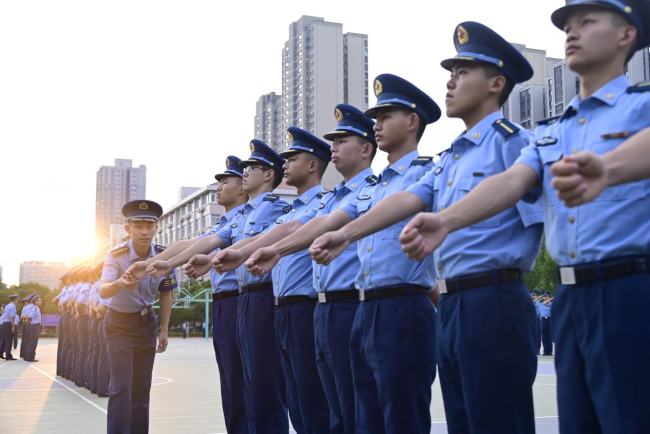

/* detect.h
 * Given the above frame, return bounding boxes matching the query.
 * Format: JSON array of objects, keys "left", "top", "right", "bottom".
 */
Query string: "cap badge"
[
  {"left": 139, "top": 202, "right": 149, "bottom": 210},
  {"left": 335, "top": 108, "right": 343, "bottom": 122},
  {"left": 250, "top": 142, "right": 255, "bottom": 153},
  {"left": 375, "top": 79, "right": 383, "bottom": 96},
  {"left": 288, "top": 131, "right": 294, "bottom": 141},
  {"left": 458, "top": 26, "right": 469, "bottom": 45},
  {"left": 225, "top": 157, "right": 230, "bottom": 167}
]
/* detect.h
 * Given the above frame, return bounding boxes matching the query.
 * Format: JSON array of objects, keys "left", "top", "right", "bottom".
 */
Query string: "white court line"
[{"left": 22, "top": 361, "right": 107, "bottom": 414}]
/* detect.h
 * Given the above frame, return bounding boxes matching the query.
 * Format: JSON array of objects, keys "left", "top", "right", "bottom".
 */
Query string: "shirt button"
[
  {"left": 439, "top": 207, "right": 445, "bottom": 211},
  {"left": 364, "top": 271, "right": 369, "bottom": 276},
  {"left": 569, "top": 217, "right": 575, "bottom": 224},
  {"left": 275, "top": 281, "right": 279, "bottom": 285},
  {"left": 437, "top": 265, "right": 443, "bottom": 270},
  {"left": 454, "top": 154, "right": 460, "bottom": 160},
  {"left": 569, "top": 252, "right": 576, "bottom": 259},
  {"left": 447, "top": 181, "right": 452, "bottom": 186},
  {"left": 292, "top": 209, "right": 296, "bottom": 213},
  {"left": 316, "top": 276, "right": 320, "bottom": 280},
  {"left": 249, "top": 230, "right": 254, "bottom": 234},
  {"left": 277, "top": 262, "right": 281, "bottom": 266},
  {"left": 367, "top": 247, "right": 372, "bottom": 252},
  {"left": 382, "top": 182, "right": 388, "bottom": 187},
  {"left": 572, "top": 149, "right": 579, "bottom": 155},
  {"left": 337, "top": 197, "right": 341, "bottom": 201},
  {"left": 579, "top": 118, "right": 586, "bottom": 125}
]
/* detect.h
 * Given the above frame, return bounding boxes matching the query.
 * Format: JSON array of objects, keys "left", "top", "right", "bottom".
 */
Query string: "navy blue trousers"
[
  {"left": 75, "top": 316, "right": 90, "bottom": 387},
  {"left": 540, "top": 317, "right": 552, "bottom": 355},
  {"left": 237, "top": 290, "right": 288, "bottom": 434},
  {"left": 66, "top": 316, "right": 78, "bottom": 381},
  {"left": 57, "top": 313, "right": 66, "bottom": 375},
  {"left": 313, "top": 299, "right": 359, "bottom": 434},
  {"left": 536, "top": 316, "right": 542, "bottom": 354},
  {"left": 20, "top": 322, "right": 28, "bottom": 358},
  {"left": 212, "top": 295, "right": 248, "bottom": 434},
  {"left": 96, "top": 317, "right": 111, "bottom": 396},
  {"left": 554, "top": 272, "right": 650, "bottom": 433},
  {"left": 275, "top": 300, "right": 329, "bottom": 434},
  {"left": 104, "top": 309, "right": 157, "bottom": 434},
  {"left": 26, "top": 324, "right": 40, "bottom": 360},
  {"left": 0, "top": 323, "right": 4, "bottom": 356},
  {"left": 350, "top": 293, "right": 436, "bottom": 434},
  {"left": 88, "top": 318, "right": 99, "bottom": 392},
  {"left": 437, "top": 281, "right": 537, "bottom": 434},
  {"left": 1, "top": 322, "right": 14, "bottom": 358}
]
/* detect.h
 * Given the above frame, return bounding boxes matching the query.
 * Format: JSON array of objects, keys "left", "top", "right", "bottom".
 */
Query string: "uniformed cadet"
[
  {"left": 182, "top": 156, "right": 250, "bottom": 433},
  {"left": 309, "top": 74, "right": 440, "bottom": 433},
  {"left": 531, "top": 290, "right": 542, "bottom": 355},
  {"left": 244, "top": 104, "right": 378, "bottom": 433},
  {"left": 397, "top": 2, "right": 650, "bottom": 432},
  {"left": 1, "top": 294, "right": 18, "bottom": 360},
  {"left": 100, "top": 200, "right": 178, "bottom": 434},
  {"left": 75, "top": 268, "right": 93, "bottom": 388},
  {"left": 139, "top": 141, "right": 290, "bottom": 433},
  {"left": 13, "top": 312, "right": 19, "bottom": 351},
  {"left": 210, "top": 127, "right": 332, "bottom": 433},
  {"left": 20, "top": 295, "right": 34, "bottom": 359},
  {"left": 25, "top": 296, "right": 42, "bottom": 362},
  {"left": 538, "top": 291, "right": 553, "bottom": 356}
]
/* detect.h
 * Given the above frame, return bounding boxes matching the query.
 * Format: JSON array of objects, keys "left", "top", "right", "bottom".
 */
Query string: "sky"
[{"left": 0, "top": 0, "right": 567, "bottom": 286}]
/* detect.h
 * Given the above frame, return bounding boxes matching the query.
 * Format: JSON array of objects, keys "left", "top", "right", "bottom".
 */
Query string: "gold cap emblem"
[
  {"left": 288, "top": 131, "right": 294, "bottom": 141},
  {"left": 250, "top": 142, "right": 255, "bottom": 153},
  {"left": 458, "top": 26, "right": 469, "bottom": 45},
  {"left": 335, "top": 108, "right": 343, "bottom": 122},
  {"left": 225, "top": 157, "right": 230, "bottom": 167},
  {"left": 375, "top": 79, "right": 383, "bottom": 96},
  {"left": 139, "top": 202, "right": 149, "bottom": 210}
]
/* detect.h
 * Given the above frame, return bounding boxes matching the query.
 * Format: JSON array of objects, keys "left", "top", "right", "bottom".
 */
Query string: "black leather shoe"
[
  {"left": 98, "top": 393, "right": 109, "bottom": 398},
  {"left": 26, "top": 359, "right": 39, "bottom": 362}
]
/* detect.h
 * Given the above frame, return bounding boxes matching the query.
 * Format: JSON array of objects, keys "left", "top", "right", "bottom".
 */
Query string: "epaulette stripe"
[
  {"left": 627, "top": 82, "right": 650, "bottom": 93},
  {"left": 109, "top": 246, "right": 129, "bottom": 257}
]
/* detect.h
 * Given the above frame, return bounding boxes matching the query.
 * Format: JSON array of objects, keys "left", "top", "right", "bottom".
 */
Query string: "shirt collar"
[
  {"left": 381, "top": 150, "right": 419, "bottom": 178},
  {"left": 127, "top": 240, "right": 155, "bottom": 263},
  {"left": 294, "top": 185, "right": 324, "bottom": 206},
  {"left": 247, "top": 191, "right": 272, "bottom": 209},
  {"left": 456, "top": 111, "right": 503, "bottom": 146},
  {"left": 338, "top": 167, "right": 375, "bottom": 193},
  {"left": 564, "top": 75, "right": 629, "bottom": 119},
  {"left": 222, "top": 204, "right": 245, "bottom": 223}
]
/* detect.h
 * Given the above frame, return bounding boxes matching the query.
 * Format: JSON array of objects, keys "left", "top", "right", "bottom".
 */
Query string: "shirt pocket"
[
  {"left": 433, "top": 175, "right": 442, "bottom": 210},
  {"left": 246, "top": 223, "right": 267, "bottom": 237},
  {"left": 148, "top": 276, "right": 163, "bottom": 293},
  {"left": 457, "top": 176, "right": 501, "bottom": 227},
  {"left": 356, "top": 199, "right": 372, "bottom": 217},
  {"left": 537, "top": 147, "right": 564, "bottom": 207},
  {"left": 589, "top": 137, "right": 646, "bottom": 202}
]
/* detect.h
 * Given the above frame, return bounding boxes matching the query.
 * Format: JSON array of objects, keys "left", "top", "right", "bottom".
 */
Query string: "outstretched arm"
[
  {"left": 400, "top": 164, "right": 538, "bottom": 261},
  {"left": 146, "top": 235, "right": 226, "bottom": 278},
  {"left": 551, "top": 127, "right": 650, "bottom": 206}
]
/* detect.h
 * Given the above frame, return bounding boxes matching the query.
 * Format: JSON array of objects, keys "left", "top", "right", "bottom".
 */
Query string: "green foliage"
[
  {"left": 523, "top": 238, "right": 558, "bottom": 295},
  {"left": 0, "top": 282, "right": 59, "bottom": 314}
]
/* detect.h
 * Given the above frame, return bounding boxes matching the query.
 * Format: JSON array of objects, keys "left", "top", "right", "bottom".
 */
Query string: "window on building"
[
  {"left": 554, "top": 66, "right": 563, "bottom": 103},
  {"left": 211, "top": 216, "right": 219, "bottom": 226},
  {"left": 210, "top": 192, "right": 217, "bottom": 203}
]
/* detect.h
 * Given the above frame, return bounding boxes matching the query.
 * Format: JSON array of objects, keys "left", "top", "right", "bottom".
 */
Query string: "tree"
[
  {"left": 0, "top": 282, "right": 59, "bottom": 314},
  {"left": 523, "top": 238, "right": 558, "bottom": 295}
]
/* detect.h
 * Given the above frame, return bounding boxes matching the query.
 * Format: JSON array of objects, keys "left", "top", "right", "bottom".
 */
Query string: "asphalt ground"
[{"left": 0, "top": 338, "right": 558, "bottom": 433}]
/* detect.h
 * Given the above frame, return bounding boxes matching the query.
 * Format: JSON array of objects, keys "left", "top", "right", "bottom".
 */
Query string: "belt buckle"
[
  {"left": 274, "top": 297, "right": 279, "bottom": 306},
  {"left": 140, "top": 306, "right": 148, "bottom": 316},
  {"left": 559, "top": 267, "right": 577, "bottom": 285},
  {"left": 358, "top": 290, "right": 365, "bottom": 301},
  {"left": 318, "top": 293, "right": 327, "bottom": 303},
  {"left": 438, "top": 279, "right": 448, "bottom": 294}
]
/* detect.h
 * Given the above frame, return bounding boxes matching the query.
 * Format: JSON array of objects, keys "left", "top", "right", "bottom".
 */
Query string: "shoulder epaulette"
[
  {"left": 264, "top": 195, "right": 279, "bottom": 202},
  {"left": 365, "top": 175, "right": 378, "bottom": 185},
  {"left": 536, "top": 115, "right": 561, "bottom": 127},
  {"left": 492, "top": 118, "right": 520, "bottom": 137},
  {"left": 412, "top": 156, "right": 434, "bottom": 166},
  {"left": 154, "top": 244, "right": 167, "bottom": 254},
  {"left": 109, "top": 245, "right": 129, "bottom": 257},
  {"left": 316, "top": 191, "right": 331, "bottom": 198},
  {"left": 627, "top": 81, "right": 650, "bottom": 93}
]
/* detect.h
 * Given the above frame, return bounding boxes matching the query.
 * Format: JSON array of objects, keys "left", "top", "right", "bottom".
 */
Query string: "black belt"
[
  {"left": 558, "top": 256, "right": 649, "bottom": 285},
  {"left": 359, "top": 284, "right": 429, "bottom": 301},
  {"left": 317, "top": 290, "right": 359, "bottom": 303},
  {"left": 541, "top": 316, "right": 551, "bottom": 319},
  {"left": 239, "top": 283, "right": 273, "bottom": 294},
  {"left": 439, "top": 269, "right": 522, "bottom": 295},
  {"left": 275, "top": 295, "right": 316, "bottom": 306},
  {"left": 212, "top": 290, "right": 239, "bottom": 301},
  {"left": 109, "top": 306, "right": 153, "bottom": 317}
]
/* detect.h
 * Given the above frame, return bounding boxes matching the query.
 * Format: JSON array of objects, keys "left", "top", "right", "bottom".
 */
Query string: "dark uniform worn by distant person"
[{"left": 100, "top": 200, "right": 177, "bottom": 434}]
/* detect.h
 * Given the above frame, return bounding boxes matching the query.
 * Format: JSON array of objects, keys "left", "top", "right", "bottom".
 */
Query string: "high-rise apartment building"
[
  {"left": 19, "top": 261, "right": 71, "bottom": 290},
  {"left": 95, "top": 159, "right": 147, "bottom": 240}
]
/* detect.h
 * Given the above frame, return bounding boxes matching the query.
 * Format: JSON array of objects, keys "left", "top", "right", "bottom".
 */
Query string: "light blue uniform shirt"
[
  {"left": 29, "top": 306, "right": 41, "bottom": 325},
  {"left": 77, "top": 282, "right": 92, "bottom": 305},
  {"left": 271, "top": 185, "right": 325, "bottom": 297},
  {"left": 101, "top": 241, "right": 178, "bottom": 313},
  {"left": 90, "top": 281, "right": 100, "bottom": 304},
  {"left": 516, "top": 76, "right": 650, "bottom": 266},
  {"left": 537, "top": 302, "right": 552, "bottom": 317},
  {"left": 216, "top": 192, "right": 288, "bottom": 287},
  {"left": 297, "top": 168, "right": 377, "bottom": 292},
  {"left": 3, "top": 302, "right": 16, "bottom": 323},
  {"left": 198, "top": 204, "right": 245, "bottom": 293},
  {"left": 342, "top": 151, "right": 437, "bottom": 290},
  {"left": 408, "top": 111, "right": 544, "bottom": 279}
]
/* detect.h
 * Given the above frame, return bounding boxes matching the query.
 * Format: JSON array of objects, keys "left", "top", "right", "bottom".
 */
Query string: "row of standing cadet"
[
  {"left": 53, "top": 261, "right": 111, "bottom": 397},
  {"left": 532, "top": 290, "right": 554, "bottom": 356},
  {"left": 0, "top": 293, "right": 42, "bottom": 361}
]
